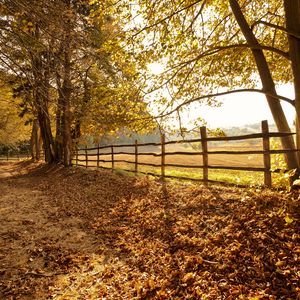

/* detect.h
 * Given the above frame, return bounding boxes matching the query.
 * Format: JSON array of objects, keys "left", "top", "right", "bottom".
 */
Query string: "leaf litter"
[{"left": 0, "top": 161, "right": 299, "bottom": 299}]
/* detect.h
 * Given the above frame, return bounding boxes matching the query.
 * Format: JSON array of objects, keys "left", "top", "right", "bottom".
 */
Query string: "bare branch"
[
  {"left": 251, "top": 20, "right": 300, "bottom": 40},
  {"left": 133, "top": 0, "right": 204, "bottom": 37},
  {"left": 156, "top": 88, "right": 295, "bottom": 119},
  {"left": 178, "top": 43, "right": 290, "bottom": 68}
]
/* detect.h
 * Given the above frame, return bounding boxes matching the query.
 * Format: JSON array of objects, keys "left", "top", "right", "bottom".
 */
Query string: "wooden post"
[
  {"left": 111, "top": 146, "right": 114, "bottom": 172},
  {"left": 135, "top": 140, "right": 138, "bottom": 175},
  {"left": 200, "top": 126, "right": 208, "bottom": 184},
  {"left": 85, "top": 145, "right": 88, "bottom": 168},
  {"left": 97, "top": 143, "right": 100, "bottom": 169},
  {"left": 160, "top": 133, "right": 166, "bottom": 181},
  {"left": 262, "top": 120, "right": 272, "bottom": 187},
  {"left": 75, "top": 145, "right": 78, "bottom": 167}
]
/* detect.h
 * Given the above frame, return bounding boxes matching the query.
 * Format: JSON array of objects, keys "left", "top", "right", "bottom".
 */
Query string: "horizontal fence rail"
[
  {"left": 0, "top": 152, "right": 31, "bottom": 161},
  {"left": 73, "top": 120, "right": 299, "bottom": 187}
]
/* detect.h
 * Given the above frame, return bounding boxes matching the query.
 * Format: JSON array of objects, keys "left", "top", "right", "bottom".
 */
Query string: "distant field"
[{"left": 75, "top": 140, "right": 287, "bottom": 187}]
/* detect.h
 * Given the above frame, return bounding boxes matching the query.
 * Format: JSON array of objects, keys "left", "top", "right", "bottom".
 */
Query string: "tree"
[
  {"left": 0, "top": 0, "right": 153, "bottom": 166},
  {"left": 0, "top": 80, "right": 31, "bottom": 145},
  {"left": 122, "top": 0, "right": 300, "bottom": 174}
]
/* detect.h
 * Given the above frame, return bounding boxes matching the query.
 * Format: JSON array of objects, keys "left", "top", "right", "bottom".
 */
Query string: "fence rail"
[
  {"left": 0, "top": 153, "right": 31, "bottom": 161},
  {"left": 73, "top": 120, "right": 298, "bottom": 187}
]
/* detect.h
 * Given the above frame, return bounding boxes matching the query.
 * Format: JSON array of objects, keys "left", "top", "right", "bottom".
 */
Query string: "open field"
[
  {"left": 76, "top": 141, "right": 286, "bottom": 187},
  {"left": 0, "top": 161, "right": 299, "bottom": 299}
]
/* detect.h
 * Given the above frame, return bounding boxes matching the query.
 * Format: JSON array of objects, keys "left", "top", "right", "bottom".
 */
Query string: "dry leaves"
[{"left": 0, "top": 162, "right": 299, "bottom": 299}]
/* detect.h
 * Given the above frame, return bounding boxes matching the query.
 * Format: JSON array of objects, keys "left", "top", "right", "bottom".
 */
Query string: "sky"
[
  {"left": 147, "top": 63, "right": 295, "bottom": 129},
  {"left": 198, "top": 85, "right": 295, "bottom": 128}
]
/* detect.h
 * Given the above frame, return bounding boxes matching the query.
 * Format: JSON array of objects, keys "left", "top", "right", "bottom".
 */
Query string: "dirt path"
[
  {"left": 0, "top": 162, "right": 23, "bottom": 178},
  {"left": 0, "top": 162, "right": 104, "bottom": 299}
]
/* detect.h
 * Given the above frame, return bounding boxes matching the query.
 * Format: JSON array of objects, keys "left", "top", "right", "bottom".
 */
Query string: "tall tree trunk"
[
  {"left": 33, "top": 75, "right": 55, "bottom": 163},
  {"left": 229, "top": 0, "right": 299, "bottom": 171},
  {"left": 284, "top": 0, "right": 300, "bottom": 162},
  {"left": 32, "top": 24, "right": 56, "bottom": 163},
  {"left": 35, "top": 94, "right": 55, "bottom": 163},
  {"left": 55, "top": 72, "right": 64, "bottom": 162},
  {"left": 61, "top": 0, "right": 73, "bottom": 167}
]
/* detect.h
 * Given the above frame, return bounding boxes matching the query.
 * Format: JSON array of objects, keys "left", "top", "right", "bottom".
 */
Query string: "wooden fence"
[
  {"left": 0, "top": 152, "right": 31, "bottom": 161},
  {"left": 73, "top": 120, "right": 298, "bottom": 187}
]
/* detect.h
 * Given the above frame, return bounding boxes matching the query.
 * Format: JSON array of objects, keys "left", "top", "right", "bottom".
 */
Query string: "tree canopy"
[
  {"left": 0, "top": 79, "right": 31, "bottom": 144},
  {"left": 0, "top": 0, "right": 154, "bottom": 165}
]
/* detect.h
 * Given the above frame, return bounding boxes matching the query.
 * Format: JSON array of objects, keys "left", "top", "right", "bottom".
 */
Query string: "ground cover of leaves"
[{"left": 0, "top": 161, "right": 299, "bottom": 299}]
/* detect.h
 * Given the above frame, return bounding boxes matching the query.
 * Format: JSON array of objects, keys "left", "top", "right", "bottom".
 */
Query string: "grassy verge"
[{"left": 74, "top": 160, "right": 291, "bottom": 188}]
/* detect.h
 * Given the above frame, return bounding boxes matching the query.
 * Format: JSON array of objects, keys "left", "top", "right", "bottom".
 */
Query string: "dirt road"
[{"left": 0, "top": 162, "right": 105, "bottom": 299}]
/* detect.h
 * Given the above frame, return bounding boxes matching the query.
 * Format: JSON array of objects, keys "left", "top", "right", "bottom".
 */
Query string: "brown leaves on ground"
[{"left": 0, "top": 161, "right": 299, "bottom": 299}]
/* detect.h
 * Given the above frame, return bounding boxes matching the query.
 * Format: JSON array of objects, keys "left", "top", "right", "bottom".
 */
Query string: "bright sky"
[
  {"left": 147, "top": 63, "right": 295, "bottom": 129},
  {"left": 199, "top": 85, "right": 295, "bottom": 128}
]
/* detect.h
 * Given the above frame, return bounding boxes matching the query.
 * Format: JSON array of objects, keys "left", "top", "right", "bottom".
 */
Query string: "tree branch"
[
  {"left": 156, "top": 42, "right": 290, "bottom": 80},
  {"left": 133, "top": 0, "right": 204, "bottom": 37},
  {"left": 144, "top": 42, "right": 290, "bottom": 97},
  {"left": 179, "top": 43, "right": 290, "bottom": 68},
  {"left": 156, "top": 88, "right": 295, "bottom": 119},
  {"left": 251, "top": 20, "right": 300, "bottom": 40}
]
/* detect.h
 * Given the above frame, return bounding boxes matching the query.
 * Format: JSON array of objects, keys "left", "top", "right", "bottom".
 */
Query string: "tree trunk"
[
  {"left": 61, "top": 0, "right": 73, "bottom": 167},
  {"left": 55, "top": 73, "right": 64, "bottom": 162},
  {"left": 31, "top": 24, "right": 56, "bottom": 164},
  {"left": 284, "top": 0, "right": 300, "bottom": 163},
  {"left": 33, "top": 75, "right": 55, "bottom": 163},
  {"left": 30, "top": 118, "right": 39, "bottom": 160},
  {"left": 229, "top": 0, "right": 299, "bottom": 171},
  {"left": 36, "top": 103, "right": 55, "bottom": 163}
]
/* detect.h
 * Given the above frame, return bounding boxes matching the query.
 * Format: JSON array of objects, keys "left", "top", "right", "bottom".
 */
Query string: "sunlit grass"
[{"left": 73, "top": 158, "right": 267, "bottom": 186}]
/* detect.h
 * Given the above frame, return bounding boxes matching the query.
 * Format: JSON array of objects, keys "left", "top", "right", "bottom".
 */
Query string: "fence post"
[
  {"left": 85, "top": 145, "right": 88, "bottom": 168},
  {"left": 97, "top": 143, "right": 100, "bottom": 169},
  {"left": 135, "top": 140, "right": 138, "bottom": 175},
  {"left": 111, "top": 146, "right": 114, "bottom": 172},
  {"left": 200, "top": 126, "right": 208, "bottom": 184},
  {"left": 262, "top": 120, "right": 272, "bottom": 187},
  {"left": 75, "top": 145, "right": 78, "bottom": 167},
  {"left": 160, "top": 133, "right": 166, "bottom": 181}
]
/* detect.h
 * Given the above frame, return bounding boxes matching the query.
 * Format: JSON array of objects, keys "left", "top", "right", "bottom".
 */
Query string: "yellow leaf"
[
  {"left": 182, "top": 272, "right": 195, "bottom": 283},
  {"left": 292, "top": 179, "right": 300, "bottom": 186},
  {"left": 275, "top": 260, "right": 285, "bottom": 267},
  {"left": 284, "top": 215, "right": 293, "bottom": 224}
]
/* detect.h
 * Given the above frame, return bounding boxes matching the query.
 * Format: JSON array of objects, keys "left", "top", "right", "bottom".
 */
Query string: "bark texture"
[{"left": 284, "top": 0, "right": 300, "bottom": 162}]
